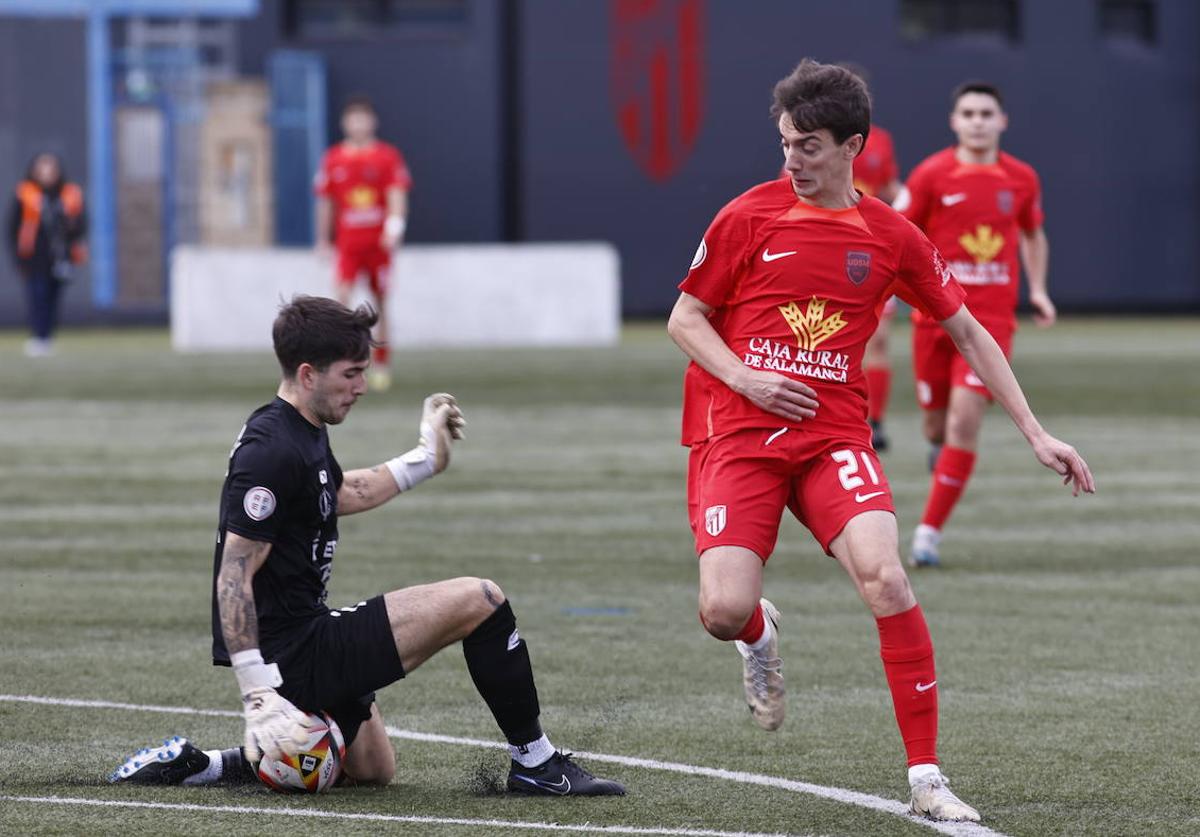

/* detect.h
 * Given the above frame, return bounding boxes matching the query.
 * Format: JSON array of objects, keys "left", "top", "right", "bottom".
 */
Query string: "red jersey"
[
  {"left": 853, "top": 126, "right": 898, "bottom": 198},
  {"left": 314, "top": 141, "right": 413, "bottom": 251},
  {"left": 902, "top": 147, "right": 1043, "bottom": 328},
  {"left": 679, "top": 179, "right": 966, "bottom": 446}
]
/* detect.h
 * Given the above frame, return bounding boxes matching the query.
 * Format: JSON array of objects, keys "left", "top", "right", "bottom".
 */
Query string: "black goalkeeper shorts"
[{"left": 274, "top": 595, "right": 406, "bottom": 748}]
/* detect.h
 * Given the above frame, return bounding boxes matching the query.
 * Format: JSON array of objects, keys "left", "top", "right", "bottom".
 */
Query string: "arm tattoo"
[
  {"left": 217, "top": 541, "right": 269, "bottom": 654},
  {"left": 347, "top": 473, "right": 372, "bottom": 503}
]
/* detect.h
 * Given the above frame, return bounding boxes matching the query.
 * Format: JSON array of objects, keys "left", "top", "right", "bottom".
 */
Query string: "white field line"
[
  {"left": 0, "top": 796, "right": 799, "bottom": 837},
  {"left": 0, "top": 694, "right": 1008, "bottom": 837}
]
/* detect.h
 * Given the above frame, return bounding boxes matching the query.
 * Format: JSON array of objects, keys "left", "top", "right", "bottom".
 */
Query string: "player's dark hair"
[
  {"left": 951, "top": 80, "right": 1004, "bottom": 110},
  {"left": 770, "top": 58, "right": 871, "bottom": 146},
  {"left": 341, "top": 94, "right": 376, "bottom": 117},
  {"left": 272, "top": 295, "right": 379, "bottom": 378}
]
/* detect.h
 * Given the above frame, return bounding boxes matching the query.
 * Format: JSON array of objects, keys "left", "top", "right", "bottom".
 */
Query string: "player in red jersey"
[
  {"left": 901, "top": 81, "right": 1055, "bottom": 568},
  {"left": 314, "top": 96, "right": 413, "bottom": 392},
  {"left": 667, "top": 60, "right": 1093, "bottom": 823}
]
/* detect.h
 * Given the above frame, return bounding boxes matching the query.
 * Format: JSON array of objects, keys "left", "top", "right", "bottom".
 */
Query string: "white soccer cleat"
[
  {"left": 909, "top": 523, "right": 942, "bottom": 568},
  {"left": 910, "top": 770, "right": 981, "bottom": 822},
  {"left": 734, "top": 598, "right": 785, "bottom": 731}
]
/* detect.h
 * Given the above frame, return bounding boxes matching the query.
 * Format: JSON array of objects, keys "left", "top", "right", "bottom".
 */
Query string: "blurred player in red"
[
  {"left": 314, "top": 96, "right": 412, "bottom": 391},
  {"left": 780, "top": 62, "right": 904, "bottom": 452},
  {"left": 900, "top": 81, "right": 1054, "bottom": 567},
  {"left": 669, "top": 59, "right": 1092, "bottom": 822}
]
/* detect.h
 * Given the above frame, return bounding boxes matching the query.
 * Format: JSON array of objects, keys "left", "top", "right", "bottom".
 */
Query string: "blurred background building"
[{"left": 1, "top": 0, "right": 1196, "bottom": 324}]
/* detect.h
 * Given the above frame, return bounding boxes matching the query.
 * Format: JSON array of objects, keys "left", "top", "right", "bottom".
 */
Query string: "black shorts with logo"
[{"left": 273, "top": 594, "right": 406, "bottom": 747}]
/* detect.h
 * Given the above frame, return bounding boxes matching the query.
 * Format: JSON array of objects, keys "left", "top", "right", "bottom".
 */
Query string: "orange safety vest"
[{"left": 15, "top": 180, "right": 87, "bottom": 264}]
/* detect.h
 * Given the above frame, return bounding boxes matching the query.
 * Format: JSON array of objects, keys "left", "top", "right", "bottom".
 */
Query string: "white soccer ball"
[{"left": 255, "top": 712, "right": 346, "bottom": 794}]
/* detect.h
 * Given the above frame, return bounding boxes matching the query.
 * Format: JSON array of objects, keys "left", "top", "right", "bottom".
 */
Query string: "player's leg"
[
  {"left": 864, "top": 302, "right": 894, "bottom": 452},
  {"left": 383, "top": 578, "right": 624, "bottom": 795},
  {"left": 340, "top": 704, "right": 395, "bottom": 785},
  {"left": 366, "top": 251, "right": 392, "bottom": 391},
  {"left": 828, "top": 511, "right": 980, "bottom": 822},
  {"left": 333, "top": 248, "right": 357, "bottom": 307},
  {"left": 910, "top": 325, "right": 955, "bottom": 566}
]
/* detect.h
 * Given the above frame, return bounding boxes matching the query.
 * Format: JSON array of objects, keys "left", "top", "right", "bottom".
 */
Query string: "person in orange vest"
[{"left": 6, "top": 152, "right": 87, "bottom": 356}]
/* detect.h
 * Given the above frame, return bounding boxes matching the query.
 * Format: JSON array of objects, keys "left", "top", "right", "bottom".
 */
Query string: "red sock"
[
  {"left": 372, "top": 344, "right": 390, "bottom": 367},
  {"left": 920, "top": 445, "right": 976, "bottom": 530},
  {"left": 732, "top": 603, "right": 765, "bottom": 644},
  {"left": 865, "top": 367, "right": 891, "bottom": 423},
  {"left": 877, "top": 604, "right": 938, "bottom": 767}
]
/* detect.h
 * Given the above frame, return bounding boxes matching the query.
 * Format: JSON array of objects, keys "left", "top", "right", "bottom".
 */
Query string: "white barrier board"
[{"left": 170, "top": 242, "right": 620, "bottom": 351}]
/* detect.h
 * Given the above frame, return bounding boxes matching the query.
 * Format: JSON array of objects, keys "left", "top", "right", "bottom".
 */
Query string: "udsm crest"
[{"left": 611, "top": 0, "right": 705, "bottom": 182}]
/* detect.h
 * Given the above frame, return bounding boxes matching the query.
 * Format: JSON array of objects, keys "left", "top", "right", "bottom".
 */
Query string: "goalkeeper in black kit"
[{"left": 110, "top": 295, "right": 624, "bottom": 796}]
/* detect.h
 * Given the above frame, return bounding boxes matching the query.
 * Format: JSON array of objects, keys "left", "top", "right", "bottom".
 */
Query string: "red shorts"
[
  {"left": 686, "top": 427, "right": 895, "bottom": 560},
  {"left": 336, "top": 246, "right": 391, "bottom": 298},
  {"left": 912, "top": 320, "right": 1013, "bottom": 410}
]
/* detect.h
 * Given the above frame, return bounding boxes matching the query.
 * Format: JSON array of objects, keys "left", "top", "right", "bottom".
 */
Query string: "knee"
[
  {"left": 344, "top": 757, "right": 395, "bottom": 786},
  {"left": 944, "top": 412, "right": 980, "bottom": 447},
  {"left": 458, "top": 577, "right": 506, "bottom": 623},
  {"left": 859, "top": 563, "right": 913, "bottom": 614},
  {"left": 922, "top": 414, "right": 945, "bottom": 444},
  {"left": 698, "top": 591, "right": 757, "bottom": 641}
]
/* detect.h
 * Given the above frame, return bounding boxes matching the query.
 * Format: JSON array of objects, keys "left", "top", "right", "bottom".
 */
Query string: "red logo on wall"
[{"left": 611, "top": 0, "right": 705, "bottom": 182}]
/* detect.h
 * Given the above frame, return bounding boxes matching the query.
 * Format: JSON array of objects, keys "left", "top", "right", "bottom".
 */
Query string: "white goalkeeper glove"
[
  {"left": 232, "top": 650, "right": 315, "bottom": 763},
  {"left": 385, "top": 393, "right": 466, "bottom": 492}
]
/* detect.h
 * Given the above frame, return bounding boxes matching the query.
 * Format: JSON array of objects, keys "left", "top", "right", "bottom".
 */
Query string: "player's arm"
[
  {"left": 216, "top": 532, "right": 316, "bottom": 761},
  {"left": 939, "top": 305, "right": 1094, "bottom": 495},
  {"left": 337, "top": 393, "right": 466, "bottom": 515},
  {"left": 381, "top": 185, "right": 409, "bottom": 250},
  {"left": 1020, "top": 226, "right": 1055, "bottom": 327},
  {"left": 314, "top": 196, "right": 333, "bottom": 252},
  {"left": 667, "top": 292, "right": 819, "bottom": 423}
]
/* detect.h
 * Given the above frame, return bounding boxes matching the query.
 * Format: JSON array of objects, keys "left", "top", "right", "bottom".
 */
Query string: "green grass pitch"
[{"left": 0, "top": 318, "right": 1197, "bottom": 836}]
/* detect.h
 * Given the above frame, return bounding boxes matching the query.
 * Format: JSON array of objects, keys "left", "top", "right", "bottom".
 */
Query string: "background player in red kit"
[
  {"left": 901, "top": 81, "right": 1055, "bottom": 567},
  {"left": 315, "top": 96, "right": 412, "bottom": 392},
  {"left": 668, "top": 60, "right": 1092, "bottom": 823}
]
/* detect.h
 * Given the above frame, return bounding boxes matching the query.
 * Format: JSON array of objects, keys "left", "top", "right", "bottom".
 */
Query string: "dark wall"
[
  {"left": 519, "top": 0, "right": 1200, "bottom": 314},
  {"left": 0, "top": 17, "right": 90, "bottom": 327},
  {"left": 236, "top": 0, "right": 508, "bottom": 243}
]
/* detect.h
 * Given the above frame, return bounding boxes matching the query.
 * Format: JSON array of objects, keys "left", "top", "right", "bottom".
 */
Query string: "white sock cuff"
[
  {"left": 509, "top": 734, "right": 555, "bottom": 768},
  {"left": 908, "top": 763, "right": 941, "bottom": 784},
  {"left": 745, "top": 612, "right": 775, "bottom": 654}
]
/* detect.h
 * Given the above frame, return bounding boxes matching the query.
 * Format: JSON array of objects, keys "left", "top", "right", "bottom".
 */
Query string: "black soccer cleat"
[
  {"left": 109, "top": 736, "right": 210, "bottom": 785},
  {"left": 507, "top": 751, "right": 626, "bottom": 796}
]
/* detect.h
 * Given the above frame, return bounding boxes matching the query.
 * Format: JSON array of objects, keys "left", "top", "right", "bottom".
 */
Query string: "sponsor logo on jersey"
[
  {"left": 996, "top": 189, "right": 1014, "bottom": 214},
  {"left": 940, "top": 192, "right": 968, "bottom": 206},
  {"left": 318, "top": 469, "right": 328, "bottom": 485},
  {"left": 778, "top": 298, "right": 848, "bottom": 351},
  {"left": 690, "top": 238, "right": 707, "bottom": 270},
  {"left": 931, "top": 248, "right": 953, "bottom": 286},
  {"left": 319, "top": 489, "right": 333, "bottom": 521},
  {"left": 845, "top": 250, "right": 871, "bottom": 285},
  {"left": 959, "top": 224, "right": 1005, "bottom": 263},
  {"left": 243, "top": 486, "right": 276, "bottom": 521},
  {"left": 347, "top": 186, "right": 377, "bottom": 208},
  {"left": 704, "top": 504, "right": 727, "bottom": 536},
  {"left": 762, "top": 248, "right": 797, "bottom": 262}
]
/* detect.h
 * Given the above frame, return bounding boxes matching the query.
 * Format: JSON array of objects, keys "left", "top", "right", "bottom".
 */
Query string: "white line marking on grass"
[
  {"left": 0, "top": 797, "right": 802, "bottom": 837},
  {"left": 0, "top": 694, "right": 1007, "bottom": 837}
]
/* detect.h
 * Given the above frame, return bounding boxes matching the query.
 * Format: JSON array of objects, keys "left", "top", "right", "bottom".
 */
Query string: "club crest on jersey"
[
  {"left": 845, "top": 251, "right": 871, "bottom": 285},
  {"left": 690, "top": 238, "right": 707, "bottom": 270},
  {"left": 704, "top": 504, "right": 727, "bottom": 536},
  {"left": 996, "top": 189, "right": 1014, "bottom": 214},
  {"left": 243, "top": 486, "right": 276, "bottom": 521}
]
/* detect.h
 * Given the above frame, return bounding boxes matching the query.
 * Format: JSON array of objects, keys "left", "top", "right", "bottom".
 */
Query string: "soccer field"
[{"left": 0, "top": 318, "right": 1197, "bottom": 837}]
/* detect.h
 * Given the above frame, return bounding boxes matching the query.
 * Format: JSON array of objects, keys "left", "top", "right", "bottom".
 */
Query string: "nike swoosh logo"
[
  {"left": 941, "top": 193, "right": 967, "bottom": 206},
  {"left": 762, "top": 249, "right": 797, "bottom": 262},
  {"left": 854, "top": 491, "right": 886, "bottom": 503},
  {"left": 513, "top": 774, "right": 571, "bottom": 794},
  {"left": 916, "top": 680, "right": 937, "bottom": 692}
]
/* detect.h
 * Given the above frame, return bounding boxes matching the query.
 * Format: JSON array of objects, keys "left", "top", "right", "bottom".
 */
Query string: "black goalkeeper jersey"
[{"left": 211, "top": 397, "right": 343, "bottom": 665}]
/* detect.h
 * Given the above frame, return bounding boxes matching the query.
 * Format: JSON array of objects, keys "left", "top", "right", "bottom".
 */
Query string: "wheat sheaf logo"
[
  {"left": 959, "top": 224, "right": 1005, "bottom": 263},
  {"left": 778, "top": 298, "right": 848, "bottom": 351},
  {"left": 348, "top": 186, "right": 377, "bottom": 208}
]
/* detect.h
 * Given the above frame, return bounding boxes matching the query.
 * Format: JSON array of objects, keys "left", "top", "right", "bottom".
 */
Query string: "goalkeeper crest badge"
[
  {"left": 704, "top": 504, "right": 727, "bottom": 537},
  {"left": 243, "top": 486, "right": 276, "bottom": 521}
]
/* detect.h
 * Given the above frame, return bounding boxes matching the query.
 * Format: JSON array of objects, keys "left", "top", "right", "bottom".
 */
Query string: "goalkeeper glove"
[
  {"left": 385, "top": 393, "right": 466, "bottom": 491},
  {"left": 232, "top": 650, "right": 315, "bottom": 762}
]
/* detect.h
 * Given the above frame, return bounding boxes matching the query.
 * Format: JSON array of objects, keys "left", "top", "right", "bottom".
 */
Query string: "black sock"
[
  {"left": 462, "top": 600, "right": 543, "bottom": 746},
  {"left": 219, "top": 747, "right": 258, "bottom": 784}
]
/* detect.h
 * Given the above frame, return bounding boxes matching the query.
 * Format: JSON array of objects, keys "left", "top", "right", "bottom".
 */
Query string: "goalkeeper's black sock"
[
  {"left": 218, "top": 747, "right": 257, "bottom": 783},
  {"left": 462, "top": 599, "right": 543, "bottom": 747}
]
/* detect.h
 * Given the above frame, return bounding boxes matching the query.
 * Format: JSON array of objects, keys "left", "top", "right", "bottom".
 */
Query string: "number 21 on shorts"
[{"left": 831, "top": 449, "right": 886, "bottom": 502}]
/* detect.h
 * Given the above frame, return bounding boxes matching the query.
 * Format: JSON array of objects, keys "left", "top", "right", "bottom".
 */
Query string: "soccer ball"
[{"left": 255, "top": 712, "right": 346, "bottom": 793}]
